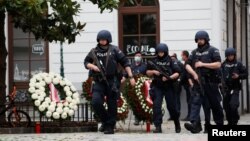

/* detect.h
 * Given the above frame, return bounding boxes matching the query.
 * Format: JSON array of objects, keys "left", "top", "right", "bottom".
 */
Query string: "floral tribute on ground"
[
  {"left": 122, "top": 75, "right": 153, "bottom": 122},
  {"left": 82, "top": 77, "right": 129, "bottom": 121},
  {"left": 28, "top": 72, "right": 80, "bottom": 120}
]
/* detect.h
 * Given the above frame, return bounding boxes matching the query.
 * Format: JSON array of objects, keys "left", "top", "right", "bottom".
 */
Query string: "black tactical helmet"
[
  {"left": 156, "top": 43, "right": 168, "bottom": 55},
  {"left": 195, "top": 30, "right": 210, "bottom": 43},
  {"left": 225, "top": 47, "right": 236, "bottom": 57},
  {"left": 96, "top": 30, "right": 112, "bottom": 43}
]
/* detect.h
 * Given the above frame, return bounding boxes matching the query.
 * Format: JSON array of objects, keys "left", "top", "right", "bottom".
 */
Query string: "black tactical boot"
[
  {"left": 184, "top": 122, "right": 202, "bottom": 133},
  {"left": 174, "top": 120, "right": 181, "bottom": 133},
  {"left": 203, "top": 123, "right": 210, "bottom": 133},
  {"left": 153, "top": 125, "right": 162, "bottom": 133},
  {"left": 104, "top": 126, "right": 114, "bottom": 134}
]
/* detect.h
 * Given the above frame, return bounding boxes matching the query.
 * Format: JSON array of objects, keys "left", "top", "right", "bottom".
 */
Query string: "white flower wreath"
[
  {"left": 28, "top": 72, "right": 80, "bottom": 120},
  {"left": 135, "top": 76, "right": 153, "bottom": 114},
  {"left": 117, "top": 95, "right": 128, "bottom": 114}
]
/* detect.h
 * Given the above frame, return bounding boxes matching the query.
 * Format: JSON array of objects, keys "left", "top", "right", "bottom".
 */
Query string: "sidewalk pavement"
[{"left": 0, "top": 113, "right": 250, "bottom": 141}]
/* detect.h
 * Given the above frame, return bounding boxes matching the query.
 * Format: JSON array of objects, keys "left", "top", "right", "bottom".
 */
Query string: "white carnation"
[
  {"left": 64, "top": 86, "right": 70, "bottom": 92},
  {"left": 63, "top": 101, "right": 69, "bottom": 107},
  {"left": 66, "top": 96, "right": 72, "bottom": 103},
  {"left": 71, "top": 99, "right": 77, "bottom": 105},
  {"left": 61, "top": 112, "right": 68, "bottom": 119},
  {"left": 40, "top": 92, "right": 46, "bottom": 97},
  {"left": 45, "top": 97, "right": 51, "bottom": 103},
  {"left": 38, "top": 86, "right": 45, "bottom": 92},
  {"left": 35, "top": 83, "right": 41, "bottom": 88},
  {"left": 42, "top": 101, "right": 49, "bottom": 108},
  {"left": 66, "top": 91, "right": 72, "bottom": 97},
  {"left": 34, "top": 100, "right": 41, "bottom": 106},
  {"left": 30, "top": 78, "right": 36, "bottom": 83},
  {"left": 31, "top": 93, "right": 38, "bottom": 100},
  {"left": 35, "top": 90, "right": 42, "bottom": 94},
  {"left": 68, "top": 109, "right": 74, "bottom": 116},
  {"left": 52, "top": 77, "right": 60, "bottom": 85},
  {"left": 73, "top": 105, "right": 78, "bottom": 111},
  {"left": 39, "top": 105, "right": 45, "bottom": 112},
  {"left": 50, "top": 101, "right": 57, "bottom": 106},
  {"left": 28, "top": 87, "right": 36, "bottom": 94},
  {"left": 60, "top": 80, "right": 66, "bottom": 86},
  {"left": 52, "top": 112, "right": 60, "bottom": 119},
  {"left": 40, "top": 73, "right": 47, "bottom": 78},
  {"left": 40, "top": 81, "right": 46, "bottom": 87},
  {"left": 75, "top": 98, "right": 80, "bottom": 104},
  {"left": 70, "top": 86, "right": 76, "bottom": 92},
  {"left": 72, "top": 93, "right": 79, "bottom": 99},
  {"left": 36, "top": 75, "right": 43, "bottom": 81},
  {"left": 46, "top": 111, "right": 52, "bottom": 118},
  {"left": 56, "top": 107, "right": 63, "bottom": 114},
  {"left": 63, "top": 107, "right": 70, "bottom": 113},
  {"left": 29, "top": 82, "right": 36, "bottom": 88},
  {"left": 45, "top": 77, "right": 52, "bottom": 84},
  {"left": 69, "top": 103, "right": 75, "bottom": 109},
  {"left": 57, "top": 103, "right": 63, "bottom": 108},
  {"left": 48, "top": 105, "right": 56, "bottom": 112},
  {"left": 38, "top": 95, "right": 44, "bottom": 101}
]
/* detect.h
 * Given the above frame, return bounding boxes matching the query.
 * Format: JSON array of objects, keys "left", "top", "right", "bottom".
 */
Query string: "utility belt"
[
  {"left": 151, "top": 78, "right": 174, "bottom": 88},
  {"left": 201, "top": 74, "right": 220, "bottom": 83},
  {"left": 93, "top": 74, "right": 117, "bottom": 82},
  {"left": 93, "top": 75, "right": 120, "bottom": 94}
]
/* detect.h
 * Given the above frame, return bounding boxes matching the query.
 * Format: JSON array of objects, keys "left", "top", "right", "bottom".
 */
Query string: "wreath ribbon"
[
  {"left": 49, "top": 83, "right": 60, "bottom": 102},
  {"left": 144, "top": 80, "right": 153, "bottom": 105}
]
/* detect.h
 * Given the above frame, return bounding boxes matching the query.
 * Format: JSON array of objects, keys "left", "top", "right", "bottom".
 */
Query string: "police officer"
[
  {"left": 184, "top": 30, "right": 224, "bottom": 133},
  {"left": 222, "top": 47, "right": 248, "bottom": 125},
  {"left": 121, "top": 51, "right": 147, "bottom": 125},
  {"left": 180, "top": 50, "right": 192, "bottom": 121},
  {"left": 147, "top": 43, "right": 181, "bottom": 133},
  {"left": 84, "top": 30, "right": 135, "bottom": 134},
  {"left": 171, "top": 53, "right": 183, "bottom": 119}
]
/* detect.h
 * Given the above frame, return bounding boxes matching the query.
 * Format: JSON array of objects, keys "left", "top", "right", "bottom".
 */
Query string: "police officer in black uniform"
[
  {"left": 171, "top": 53, "right": 184, "bottom": 118},
  {"left": 222, "top": 47, "right": 248, "bottom": 125},
  {"left": 180, "top": 50, "right": 192, "bottom": 121},
  {"left": 184, "top": 30, "right": 224, "bottom": 133},
  {"left": 84, "top": 30, "right": 135, "bottom": 134},
  {"left": 146, "top": 43, "right": 181, "bottom": 133}
]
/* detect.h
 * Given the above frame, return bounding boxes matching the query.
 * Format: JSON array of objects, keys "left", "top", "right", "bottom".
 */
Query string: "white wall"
[
  {"left": 160, "top": 0, "right": 213, "bottom": 58},
  {"left": 160, "top": 0, "right": 226, "bottom": 59},
  {"left": 49, "top": 0, "right": 118, "bottom": 91},
  {"left": 220, "top": 0, "right": 227, "bottom": 60}
]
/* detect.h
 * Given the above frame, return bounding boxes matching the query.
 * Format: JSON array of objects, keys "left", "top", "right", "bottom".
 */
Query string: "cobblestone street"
[{"left": 0, "top": 113, "right": 250, "bottom": 141}]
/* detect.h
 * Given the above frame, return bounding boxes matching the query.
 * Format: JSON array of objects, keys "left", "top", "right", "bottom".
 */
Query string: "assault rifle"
[
  {"left": 195, "top": 68, "right": 205, "bottom": 96},
  {"left": 148, "top": 60, "right": 171, "bottom": 80},
  {"left": 219, "top": 68, "right": 227, "bottom": 97},
  {"left": 90, "top": 49, "right": 110, "bottom": 88}
]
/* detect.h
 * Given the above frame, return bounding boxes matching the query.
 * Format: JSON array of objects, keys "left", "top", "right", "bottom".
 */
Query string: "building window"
[
  {"left": 8, "top": 21, "right": 49, "bottom": 91},
  {"left": 118, "top": 0, "right": 160, "bottom": 58}
]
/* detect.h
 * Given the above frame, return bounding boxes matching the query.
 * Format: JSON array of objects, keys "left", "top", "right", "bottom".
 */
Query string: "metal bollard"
[
  {"left": 35, "top": 122, "right": 41, "bottom": 133},
  {"left": 146, "top": 121, "right": 150, "bottom": 132}
]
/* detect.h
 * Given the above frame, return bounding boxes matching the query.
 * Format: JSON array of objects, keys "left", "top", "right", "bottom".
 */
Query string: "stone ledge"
[{"left": 0, "top": 124, "right": 98, "bottom": 134}]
